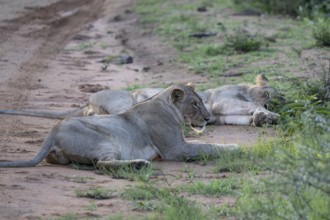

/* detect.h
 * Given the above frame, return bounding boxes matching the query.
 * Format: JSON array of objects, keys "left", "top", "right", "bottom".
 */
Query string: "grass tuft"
[
  {"left": 100, "top": 164, "right": 153, "bottom": 182},
  {"left": 223, "top": 29, "right": 266, "bottom": 53},
  {"left": 180, "top": 177, "right": 242, "bottom": 196}
]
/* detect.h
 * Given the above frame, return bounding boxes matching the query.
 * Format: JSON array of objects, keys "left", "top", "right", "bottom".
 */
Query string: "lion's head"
[{"left": 171, "top": 85, "right": 210, "bottom": 133}]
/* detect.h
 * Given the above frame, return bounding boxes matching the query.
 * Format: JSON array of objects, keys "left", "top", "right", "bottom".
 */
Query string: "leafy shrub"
[
  {"left": 278, "top": 58, "right": 330, "bottom": 134},
  {"left": 223, "top": 29, "right": 266, "bottom": 53},
  {"left": 312, "top": 18, "right": 330, "bottom": 47},
  {"left": 307, "top": 58, "right": 330, "bottom": 101},
  {"left": 236, "top": 116, "right": 330, "bottom": 219},
  {"left": 234, "top": 0, "right": 330, "bottom": 17}
]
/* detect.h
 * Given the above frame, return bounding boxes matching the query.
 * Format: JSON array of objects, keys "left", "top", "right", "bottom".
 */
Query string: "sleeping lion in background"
[{"left": 0, "top": 74, "right": 283, "bottom": 127}]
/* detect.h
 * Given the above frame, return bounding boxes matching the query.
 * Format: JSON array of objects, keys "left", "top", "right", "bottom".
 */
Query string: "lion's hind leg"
[
  {"left": 96, "top": 159, "right": 151, "bottom": 170},
  {"left": 46, "top": 147, "right": 71, "bottom": 165}
]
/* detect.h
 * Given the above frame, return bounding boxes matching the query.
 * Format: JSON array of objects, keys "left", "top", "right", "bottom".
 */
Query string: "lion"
[
  {"left": 0, "top": 85, "right": 239, "bottom": 168},
  {"left": 0, "top": 75, "right": 282, "bottom": 126}
]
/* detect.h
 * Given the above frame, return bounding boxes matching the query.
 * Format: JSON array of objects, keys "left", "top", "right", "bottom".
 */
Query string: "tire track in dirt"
[{"left": 0, "top": 0, "right": 105, "bottom": 105}]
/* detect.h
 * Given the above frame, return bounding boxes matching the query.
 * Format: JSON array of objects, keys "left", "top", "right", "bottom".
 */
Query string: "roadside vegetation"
[{"left": 55, "top": 0, "right": 329, "bottom": 219}]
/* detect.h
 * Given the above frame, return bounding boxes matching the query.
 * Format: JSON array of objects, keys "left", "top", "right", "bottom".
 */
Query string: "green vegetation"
[
  {"left": 312, "top": 18, "right": 330, "bottom": 47},
  {"left": 222, "top": 29, "right": 266, "bottom": 53},
  {"left": 122, "top": 183, "right": 209, "bottom": 220},
  {"left": 100, "top": 163, "right": 153, "bottom": 181},
  {"left": 180, "top": 178, "right": 242, "bottom": 196},
  {"left": 234, "top": 0, "right": 330, "bottom": 18}
]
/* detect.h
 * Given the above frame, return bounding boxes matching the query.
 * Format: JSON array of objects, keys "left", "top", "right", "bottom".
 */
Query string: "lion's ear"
[
  {"left": 186, "top": 82, "right": 195, "bottom": 91},
  {"left": 171, "top": 88, "right": 185, "bottom": 102}
]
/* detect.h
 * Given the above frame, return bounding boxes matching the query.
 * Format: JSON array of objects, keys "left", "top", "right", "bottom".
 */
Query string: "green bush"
[
  {"left": 236, "top": 117, "right": 330, "bottom": 219},
  {"left": 313, "top": 18, "right": 330, "bottom": 47},
  {"left": 223, "top": 29, "right": 266, "bottom": 53},
  {"left": 234, "top": 0, "right": 330, "bottom": 18}
]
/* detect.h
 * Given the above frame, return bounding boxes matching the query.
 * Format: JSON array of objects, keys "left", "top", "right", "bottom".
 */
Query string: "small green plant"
[
  {"left": 100, "top": 164, "right": 153, "bottom": 181},
  {"left": 223, "top": 29, "right": 266, "bottom": 53},
  {"left": 234, "top": 0, "right": 330, "bottom": 18},
  {"left": 210, "top": 204, "right": 232, "bottom": 218},
  {"left": 180, "top": 177, "right": 242, "bottom": 197},
  {"left": 312, "top": 18, "right": 330, "bottom": 47},
  {"left": 181, "top": 164, "right": 197, "bottom": 180},
  {"left": 76, "top": 187, "right": 115, "bottom": 200},
  {"left": 236, "top": 119, "right": 330, "bottom": 219},
  {"left": 214, "top": 148, "right": 264, "bottom": 173},
  {"left": 86, "top": 201, "right": 97, "bottom": 211},
  {"left": 309, "top": 58, "right": 330, "bottom": 102},
  {"left": 123, "top": 183, "right": 208, "bottom": 219},
  {"left": 122, "top": 185, "right": 158, "bottom": 200}
]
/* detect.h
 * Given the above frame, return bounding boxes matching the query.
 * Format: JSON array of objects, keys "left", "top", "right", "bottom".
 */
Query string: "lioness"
[
  {"left": 0, "top": 75, "right": 281, "bottom": 126},
  {"left": 0, "top": 85, "right": 238, "bottom": 168}
]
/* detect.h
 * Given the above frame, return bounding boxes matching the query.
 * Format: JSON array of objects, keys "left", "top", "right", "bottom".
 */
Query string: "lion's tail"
[
  {"left": 256, "top": 74, "right": 269, "bottom": 87},
  {"left": 0, "top": 129, "right": 56, "bottom": 167},
  {"left": 0, "top": 105, "right": 86, "bottom": 119}
]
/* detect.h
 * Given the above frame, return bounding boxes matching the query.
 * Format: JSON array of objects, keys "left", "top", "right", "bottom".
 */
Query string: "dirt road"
[{"left": 0, "top": 0, "right": 274, "bottom": 219}]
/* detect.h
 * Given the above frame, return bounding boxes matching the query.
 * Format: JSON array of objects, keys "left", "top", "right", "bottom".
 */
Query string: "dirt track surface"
[{"left": 0, "top": 0, "right": 275, "bottom": 219}]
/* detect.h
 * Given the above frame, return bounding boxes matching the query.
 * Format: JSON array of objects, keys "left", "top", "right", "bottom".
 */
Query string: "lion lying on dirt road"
[
  {"left": 0, "top": 85, "right": 239, "bottom": 168},
  {"left": 0, "top": 75, "right": 282, "bottom": 126}
]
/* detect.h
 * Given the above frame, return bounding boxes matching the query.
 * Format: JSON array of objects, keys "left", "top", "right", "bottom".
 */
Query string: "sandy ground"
[{"left": 0, "top": 0, "right": 276, "bottom": 219}]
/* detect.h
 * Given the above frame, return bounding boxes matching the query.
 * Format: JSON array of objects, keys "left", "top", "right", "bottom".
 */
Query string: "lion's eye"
[{"left": 192, "top": 102, "right": 198, "bottom": 108}]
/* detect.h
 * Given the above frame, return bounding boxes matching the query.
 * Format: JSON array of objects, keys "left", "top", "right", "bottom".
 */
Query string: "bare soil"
[{"left": 0, "top": 0, "right": 275, "bottom": 219}]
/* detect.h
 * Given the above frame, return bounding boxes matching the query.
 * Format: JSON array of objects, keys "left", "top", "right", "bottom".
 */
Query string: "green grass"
[
  {"left": 180, "top": 177, "right": 242, "bottom": 196},
  {"left": 100, "top": 163, "right": 153, "bottom": 181},
  {"left": 134, "top": 0, "right": 319, "bottom": 91},
  {"left": 122, "top": 183, "right": 208, "bottom": 219}
]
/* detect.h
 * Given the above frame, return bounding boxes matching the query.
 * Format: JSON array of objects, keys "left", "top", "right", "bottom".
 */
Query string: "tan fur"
[
  {"left": 255, "top": 73, "right": 269, "bottom": 87},
  {"left": 0, "top": 75, "right": 281, "bottom": 126},
  {"left": 84, "top": 75, "right": 280, "bottom": 126},
  {"left": 0, "top": 85, "right": 238, "bottom": 168}
]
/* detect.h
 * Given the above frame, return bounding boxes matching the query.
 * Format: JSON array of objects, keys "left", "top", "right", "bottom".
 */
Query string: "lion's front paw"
[{"left": 253, "top": 109, "right": 279, "bottom": 126}]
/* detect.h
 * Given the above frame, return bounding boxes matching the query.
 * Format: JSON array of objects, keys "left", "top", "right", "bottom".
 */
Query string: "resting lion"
[
  {"left": 0, "top": 85, "right": 239, "bottom": 168},
  {"left": 0, "top": 75, "right": 281, "bottom": 126}
]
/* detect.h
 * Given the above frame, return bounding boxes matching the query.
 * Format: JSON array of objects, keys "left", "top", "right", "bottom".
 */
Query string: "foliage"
[
  {"left": 236, "top": 118, "right": 330, "bottom": 219},
  {"left": 214, "top": 148, "right": 262, "bottom": 173},
  {"left": 308, "top": 58, "right": 330, "bottom": 101},
  {"left": 123, "top": 183, "right": 209, "bottom": 220},
  {"left": 223, "top": 29, "right": 266, "bottom": 53},
  {"left": 100, "top": 163, "right": 153, "bottom": 181},
  {"left": 312, "top": 18, "right": 330, "bottom": 47},
  {"left": 180, "top": 178, "right": 242, "bottom": 196},
  {"left": 234, "top": 0, "right": 330, "bottom": 18},
  {"left": 277, "top": 58, "right": 330, "bottom": 134}
]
